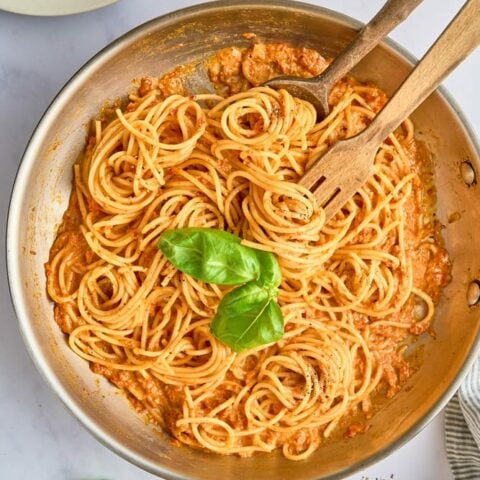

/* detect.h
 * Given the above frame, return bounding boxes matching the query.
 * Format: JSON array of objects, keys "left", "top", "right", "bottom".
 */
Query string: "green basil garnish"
[
  {"left": 159, "top": 228, "right": 261, "bottom": 286},
  {"left": 255, "top": 250, "right": 282, "bottom": 289},
  {"left": 158, "top": 227, "right": 284, "bottom": 352},
  {"left": 210, "top": 282, "right": 283, "bottom": 352}
]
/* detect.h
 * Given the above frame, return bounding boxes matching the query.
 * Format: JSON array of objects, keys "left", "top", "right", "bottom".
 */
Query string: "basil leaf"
[
  {"left": 159, "top": 228, "right": 285, "bottom": 352},
  {"left": 158, "top": 228, "right": 261, "bottom": 285},
  {"left": 254, "top": 250, "right": 282, "bottom": 289},
  {"left": 211, "top": 281, "right": 284, "bottom": 352}
]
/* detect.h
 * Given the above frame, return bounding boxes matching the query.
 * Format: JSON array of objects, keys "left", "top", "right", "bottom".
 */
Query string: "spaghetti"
[{"left": 46, "top": 44, "right": 450, "bottom": 460}]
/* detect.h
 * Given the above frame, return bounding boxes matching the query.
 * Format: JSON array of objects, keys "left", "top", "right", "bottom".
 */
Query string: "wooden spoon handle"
[
  {"left": 321, "top": 0, "right": 423, "bottom": 91},
  {"left": 366, "top": 0, "right": 480, "bottom": 145}
]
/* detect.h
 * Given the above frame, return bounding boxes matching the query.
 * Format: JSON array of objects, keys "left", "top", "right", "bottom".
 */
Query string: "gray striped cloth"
[{"left": 445, "top": 359, "right": 480, "bottom": 479}]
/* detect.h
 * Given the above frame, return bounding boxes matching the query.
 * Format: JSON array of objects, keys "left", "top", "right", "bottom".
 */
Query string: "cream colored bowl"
[{"left": 7, "top": 1, "right": 480, "bottom": 479}]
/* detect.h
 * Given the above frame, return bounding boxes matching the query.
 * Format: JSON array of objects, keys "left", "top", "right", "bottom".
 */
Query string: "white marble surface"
[{"left": 0, "top": 0, "right": 478, "bottom": 479}]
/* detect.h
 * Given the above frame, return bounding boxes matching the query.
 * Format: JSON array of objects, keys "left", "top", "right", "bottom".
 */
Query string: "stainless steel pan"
[{"left": 6, "top": 1, "right": 480, "bottom": 479}]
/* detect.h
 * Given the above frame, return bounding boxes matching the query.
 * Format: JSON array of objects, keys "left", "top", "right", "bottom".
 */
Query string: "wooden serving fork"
[{"left": 298, "top": 0, "right": 480, "bottom": 222}]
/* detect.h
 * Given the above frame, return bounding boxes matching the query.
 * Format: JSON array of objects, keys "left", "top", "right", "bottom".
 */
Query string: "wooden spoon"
[
  {"left": 299, "top": 0, "right": 480, "bottom": 222},
  {"left": 264, "top": 0, "right": 424, "bottom": 118}
]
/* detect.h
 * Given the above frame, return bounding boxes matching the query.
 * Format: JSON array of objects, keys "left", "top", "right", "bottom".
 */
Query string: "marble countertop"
[{"left": 1, "top": 1, "right": 478, "bottom": 479}]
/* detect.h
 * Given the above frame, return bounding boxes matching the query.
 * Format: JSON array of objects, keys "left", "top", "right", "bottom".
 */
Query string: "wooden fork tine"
[
  {"left": 322, "top": 190, "right": 350, "bottom": 222},
  {"left": 300, "top": 134, "right": 376, "bottom": 221},
  {"left": 310, "top": 176, "right": 342, "bottom": 208}
]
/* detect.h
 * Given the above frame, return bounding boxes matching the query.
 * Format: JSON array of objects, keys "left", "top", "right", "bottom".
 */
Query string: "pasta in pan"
[{"left": 46, "top": 43, "right": 450, "bottom": 460}]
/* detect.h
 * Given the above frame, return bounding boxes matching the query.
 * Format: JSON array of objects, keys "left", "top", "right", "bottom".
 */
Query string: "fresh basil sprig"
[{"left": 158, "top": 228, "right": 284, "bottom": 352}]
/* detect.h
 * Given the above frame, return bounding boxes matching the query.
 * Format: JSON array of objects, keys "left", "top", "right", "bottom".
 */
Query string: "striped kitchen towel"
[{"left": 445, "top": 359, "right": 480, "bottom": 479}]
